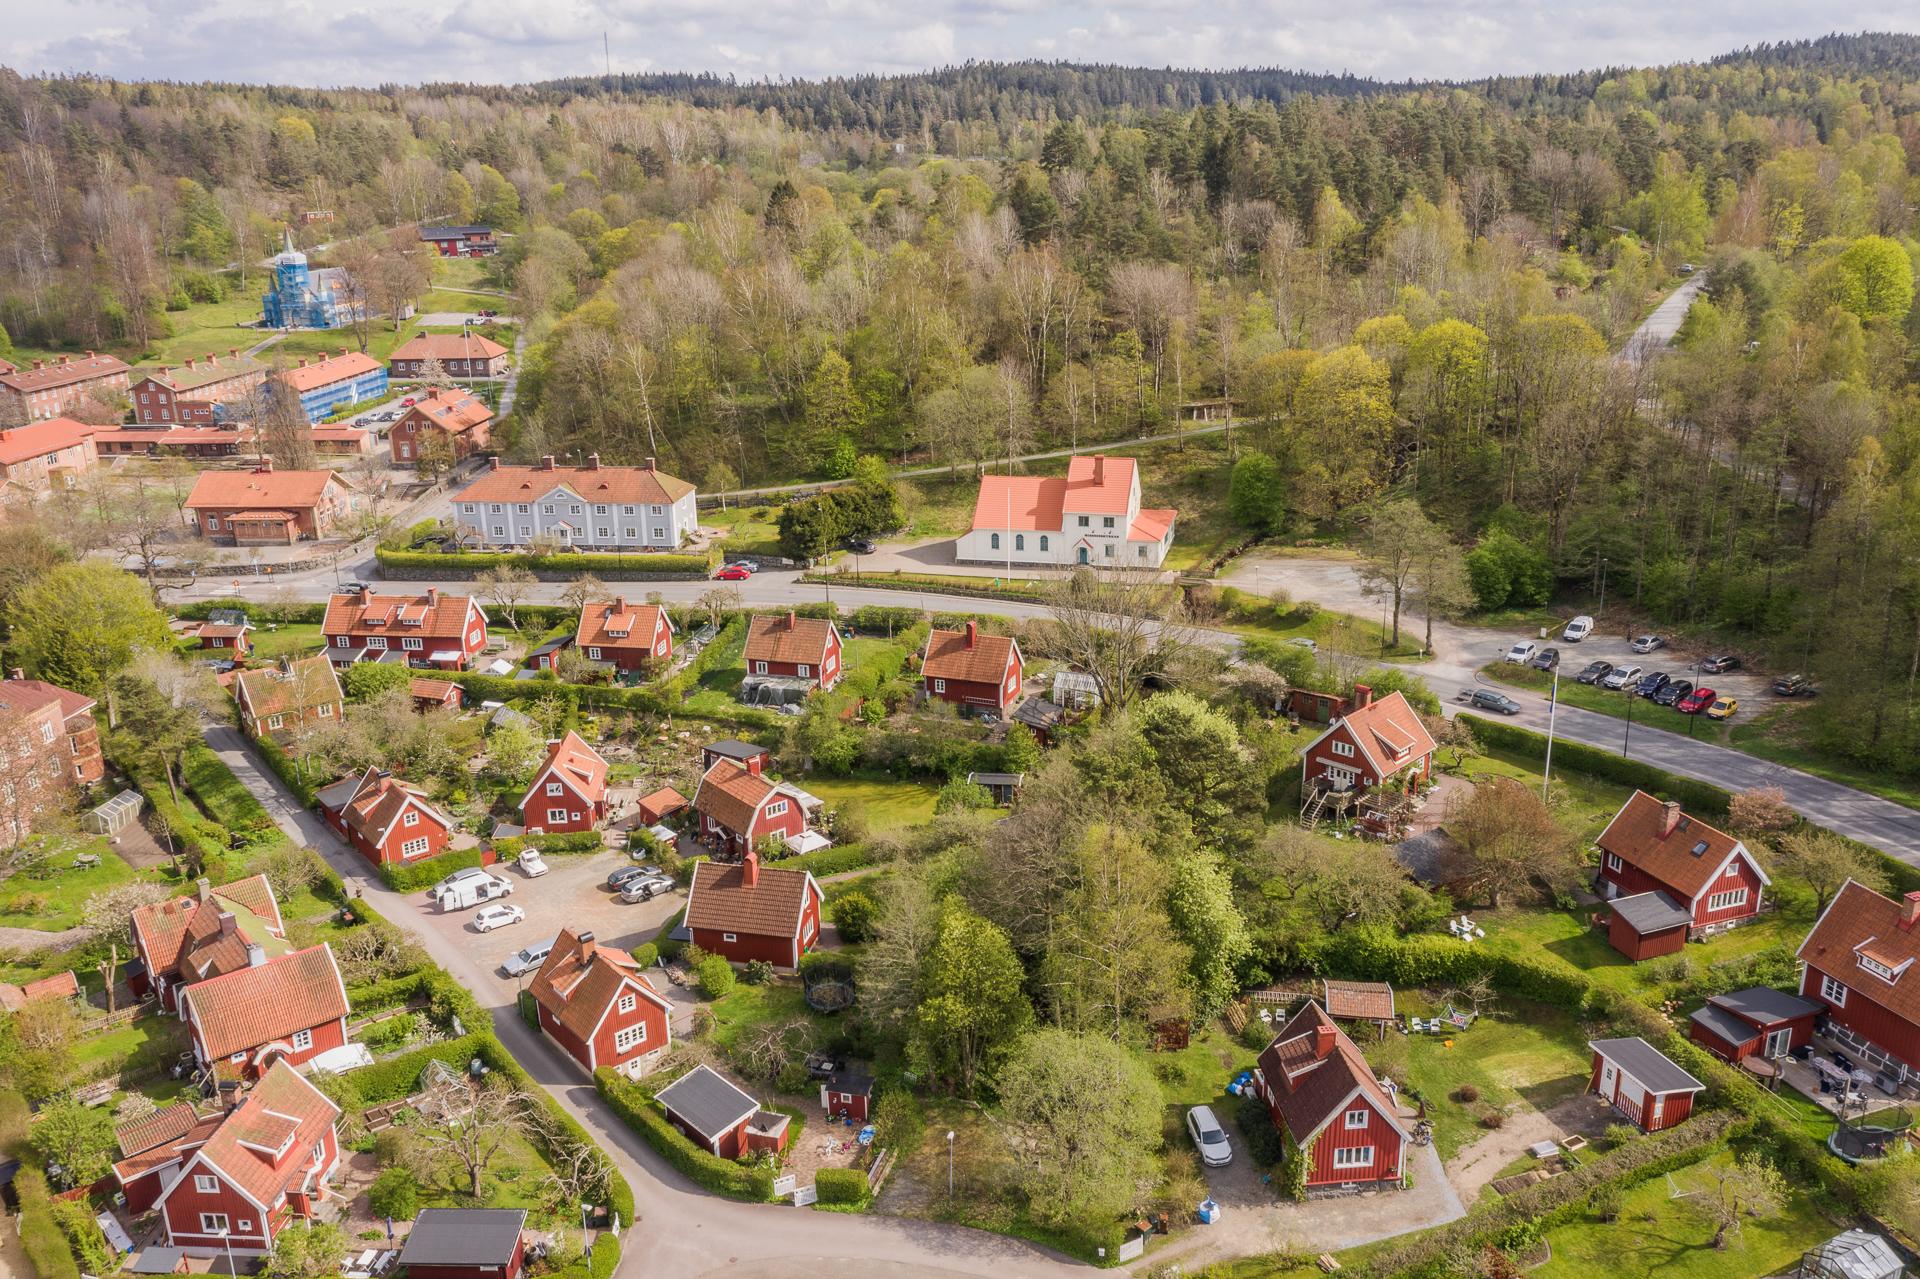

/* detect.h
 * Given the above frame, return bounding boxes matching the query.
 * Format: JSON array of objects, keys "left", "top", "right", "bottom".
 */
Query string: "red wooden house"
[
  {"left": 113, "top": 1102, "right": 227, "bottom": 1214},
  {"left": 1797, "top": 881, "right": 1920, "bottom": 1081},
  {"left": 517, "top": 732, "right": 609, "bottom": 836},
  {"left": 316, "top": 767, "right": 455, "bottom": 867},
  {"left": 150, "top": 1060, "right": 340, "bottom": 1258},
  {"left": 191, "top": 613, "right": 252, "bottom": 658},
  {"left": 233, "top": 655, "right": 344, "bottom": 745},
  {"left": 409, "top": 677, "right": 462, "bottom": 713},
  {"left": 527, "top": 930, "right": 671, "bottom": 1078},
  {"left": 129, "top": 874, "right": 289, "bottom": 1012},
  {"left": 921, "top": 621, "right": 1022, "bottom": 714},
  {"left": 180, "top": 943, "right": 350, "bottom": 1079},
  {"left": 397, "top": 1209, "right": 527, "bottom": 1279},
  {"left": 652, "top": 1064, "right": 790, "bottom": 1159},
  {"left": 743, "top": 612, "right": 841, "bottom": 691},
  {"left": 1299, "top": 686, "right": 1436, "bottom": 796},
  {"left": 1596, "top": 793, "right": 1770, "bottom": 946},
  {"left": 1588, "top": 1037, "right": 1703, "bottom": 1132},
  {"left": 683, "top": 853, "right": 823, "bottom": 968},
  {"left": 1251, "top": 1002, "right": 1408, "bottom": 1195},
  {"left": 691, "top": 756, "right": 809, "bottom": 856},
  {"left": 1688, "top": 987, "right": 1822, "bottom": 1064},
  {"left": 322, "top": 586, "right": 489, "bottom": 671},
  {"left": 574, "top": 598, "right": 673, "bottom": 672}
]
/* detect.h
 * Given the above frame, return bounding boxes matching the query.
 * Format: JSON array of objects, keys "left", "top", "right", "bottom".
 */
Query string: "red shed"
[
  {"left": 1588, "top": 1037, "right": 1703, "bottom": 1132},
  {"left": 397, "top": 1208, "right": 526, "bottom": 1279},
  {"left": 1605, "top": 891, "right": 1692, "bottom": 961},
  {"left": 1688, "top": 987, "right": 1821, "bottom": 1064},
  {"left": 653, "top": 1063, "right": 790, "bottom": 1159},
  {"left": 820, "top": 1069, "right": 874, "bottom": 1123}
]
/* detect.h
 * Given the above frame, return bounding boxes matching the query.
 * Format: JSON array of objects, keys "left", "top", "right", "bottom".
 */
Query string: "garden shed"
[{"left": 87, "top": 789, "right": 145, "bottom": 835}]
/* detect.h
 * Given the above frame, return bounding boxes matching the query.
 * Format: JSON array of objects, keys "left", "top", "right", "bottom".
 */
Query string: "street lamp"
[
  {"left": 212, "top": 1226, "right": 236, "bottom": 1277},
  {"left": 946, "top": 1130, "right": 956, "bottom": 1197},
  {"left": 1541, "top": 666, "right": 1561, "bottom": 803},
  {"left": 1622, "top": 684, "right": 1634, "bottom": 757}
]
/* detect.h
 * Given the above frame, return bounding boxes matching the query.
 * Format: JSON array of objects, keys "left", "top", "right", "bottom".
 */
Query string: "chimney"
[
  {"left": 246, "top": 942, "right": 266, "bottom": 968},
  {"left": 278, "top": 655, "right": 293, "bottom": 676},
  {"left": 488, "top": 456, "right": 501, "bottom": 470},
  {"left": 218, "top": 911, "right": 237, "bottom": 937},
  {"left": 785, "top": 610, "right": 796, "bottom": 629},
  {"left": 1661, "top": 800, "right": 1683, "bottom": 837},
  {"left": 219, "top": 1080, "right": 241, "bottom": 1113},
  {"left": 159, "top": 365, "right": 171, "bottom": 376},
  {"left": 297, "top": 357, "right": 308, "bottom": 368},
  {"left": 7, "top": 668, "right": 20, "bottom": 682},
  {"left": 256, "top": 460, "right": 273, "bottom": 474},
  {"left": 426, "top": 587, "right": 439, "bottom": 606},
  {"left": 539, "top": 455, "right": 555, "bottom": 471},
  {"left": 743, "top": 851, "right": 760, "bottom": 888},
  {"left": 578, "top": 931, "right": 597, "bottom": 964},
  {"left": 644, "top": 456, "right": 656, "bottom": 472},
  {"left": 184, "top": 357, "right": 196, "bottom": 370},
  {"left": 85, "top": 350, "right": 95, "bottom": 360},
  {"left": 1314, "top": 1020, "right": 1336, "bottom": 1059},
  {"left": 1093, "top": 454, "right": 1104, "bottom": 483},
  {"left": 1902, "top": 892, "right": 1920, "bottom": 931},
  {"left": 585, "top": 452, "right": 600, "bottom": 470},
  {"left": 196, "top": 877, "right": 212, "bottom": 904},
  {"left": 57, "top": 355, "right": 69, "bottom": 366},
  {"left": 965, "top": 619, "right": 978, "bottom": 648},
  {"left": 30, "top": 359, "right": 42, "bottom": 370},
  {"left": 205, "top": 352, "right": 216, "bottom": 364},
  {"left": 745, "top": 754, "right": 763, "bottom": 777},
  {"left": 338, "top": 347, "right": 348, "bottom": 358},
  {"left": 229, "top": 347, "right": 239, "bottom": 358},
  {"left": 1353, "top": 683, "right": 1373, "bottom": 708}
]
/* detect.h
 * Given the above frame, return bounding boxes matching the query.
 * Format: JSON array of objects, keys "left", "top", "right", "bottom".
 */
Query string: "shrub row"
[
  {"left": 378, "top": 846, "right": 485, "bottom": 892},
  {"left": 1457, "top": 714, "right": 1734, "bottom": 817},
  {"left": 812, "top": 1166, "right": 870, "bottom": 1206},
  {"left": 551, "top": 1232, "right": 621, "bottom": 1279},
  {"left": 182, "top": 742, "right": 281, "bottom": 835},
  {"left": 176, "top": 600, "right": 328, "bottom": 624},
  {"left": 476, "top": 1040, "right": 636, "bottom": 1226},
  {"left": 773, "top": 843, "right": 880, "bottom": 878},
  {"left": 107, "top": 741, "right": 230, "bottom": 865},
  {"left": 493, "top": 831, "right": 604, "bottom": 857},
  {"left": 376, "top": 547, "right": 713, "bottom": 578},
  {"left": 15, "top": 1166, "right": 80, "bottom": 1279},
  {"left": 253, "top": 734, "right": 320, "bottom": 807},
  {"left": 595, "top": 1068, "right": 777, "bottom": 1201},
  {"left": 799, "top": 571, "right": 1048, "bottom": 602}
]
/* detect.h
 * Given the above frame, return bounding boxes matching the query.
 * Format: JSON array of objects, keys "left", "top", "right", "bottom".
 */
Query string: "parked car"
[
  {"left": 1504, "top": 641, "right": 1538, "bottom": 665},
  {"left": 1634, "top": 672, "right": 1671, "bottom": 698},
  {"left": 436, "top": 875, "right": 511, "bottom": 913},
  {"left": 1465, "top": 689, "right": 1522, "bottom": 715},
  {"left": 619, "top": 874, "right": 675, "bottom": 903},
  {"left": 1774, "top": 673, "right": 1817, "bottom": 697},
  {"left": 500, "top": 936, "right": 558, "bottom": 977},
  {"left": 1678, "top": 686, "right": 1717, "bottom": 714},
  {"left": 341, "top": 580, "right": 370, "bottom": 594},
  {"left": 1529, "top": 647, "right": 1560, "bottom": 671},
  {"left": 433, "top": 865, "right": 496, "bottom": 897},
  {"left": 473, "top": 904, "right": 525, "bottom": 933},
  {"left": 1186, "top": 1105, "right": 1233, "bottom": 1167},
  {"left": 516, "top": 849, "right": 549, "bottom": 878},
  {"left": 400, "top": 397, "right": 417, "bottom": 407},
  {"left": 1562, "top": 615, "right": 1595, "bottom": 643},
  {"left": 844, "top": 536, "right": 878, "bottom": 554},
  {"left": 1706, "top": 696, "right": 1740, "bottom": 720},
  {"left": 713, "top": 564, "right": 752, "bottom": 581},
  {"left": 1601, "top": 663, "right": 1643, "bottom": 690},
  {"left": 1652, "top": 679, "right": 1693, "bottom": 707},
  {"left": 1286, "top": 637, "right": 1317, "bottom": 651},
  {"left": 1574, "top": 660, "right": 1613, "bottom": 685},
  {"left": 1679, "top": 263, "right": 1697, "bottom": 274},
  {"left": 1700, "top": 654, "right": 1742, "bottom": 674},
  {"left": 1630, "top": 634, "right": 1665, "bottom": 654},
  {"left": 607, "top": 864, "right": 654, "bottom": 891}
]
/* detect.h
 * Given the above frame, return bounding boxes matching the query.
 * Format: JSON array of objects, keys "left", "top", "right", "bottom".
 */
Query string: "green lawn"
[
  {"left": 239, "top": 623, "right": 325, "bottom": 662},
  {"left": 1139, "top": 1023, "right": 1259, "bottom": 1108},
  {"left": 705, "top": 506, "right": 784, "bottom": 556},
  {"left": 75, "top": 1014, "right": 189, "bottom": 1085},
  {"left": 0, "top": 842, "right": 143, "bottom": 931},
  {"left": 1397, "top": 997, "right": 1594, "bottom": 1160},
  {"left": 1476, "top": 902, "right": 1812, "bottom": 997},
  {"left": 801, "top": 775, "right": 941, "bottom": 832},
  {"left": 1535, "top": 1150, "right": 1833, "bottom": 1279},
  {"left": 1482, "top": 663, "right": 1736, "bottom": 746},
  {"left": 707, "top": 982, "right": 834, "bottom": 1054},
  {"left": 1451, "top": 747, "right": 1637, "bottom": 842},
  {"left": 1222, "top": 601, "right": 1429, "bottom": 661}
]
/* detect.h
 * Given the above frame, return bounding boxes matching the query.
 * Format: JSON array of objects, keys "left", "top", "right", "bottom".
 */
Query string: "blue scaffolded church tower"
[{"left": 261, "top": 232, "right": 365, "bottom": 330}]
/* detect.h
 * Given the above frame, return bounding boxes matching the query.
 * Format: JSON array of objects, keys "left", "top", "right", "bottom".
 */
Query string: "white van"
[
  {"left": 1562, "top": 615, "right": 1595, "bottom": 643},
  {"left": 435, "top": 874, "right": 511, "bottom": 913}
]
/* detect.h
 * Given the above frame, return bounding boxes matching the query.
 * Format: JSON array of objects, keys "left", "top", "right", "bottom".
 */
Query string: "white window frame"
[
  {"left": 613, "top": 1023, "right": 647, "bottom": 1054},
  {"left": 199, "top": 1212, "right": 229, "bottom": 1234},
  {"left": 365, "top": 635, "right": 386, "bottom": 650},
  {"left": 1821, "top": 974, "right": 1849, "bottom": 1007},
  {"left": 403, "top": 810, "right": 419, "bottom": 827},
  {"left": 194, "top": 1175, "right": 218, "bottom": 1194},
  {"left": 798, "top": 664, "right": 810, "bottom": 678},
  {"left": 291, "top": 1028, "right": 313, "bottom": 1051},
  {"left": 1605, "top": 852, "right": 1623, "bottom": 873},
  {"left": 547, "top": 782, "right": 564, "bottom": 796},
  {"left": 1705, "top": 888, "right": 1748, "bottom": 912},
  {"left": 267, "top": 714, "right": 284, "bottom": 730},
  {"left": 1860, "top": 954, "right": 1899, "bottom": 982},
  {"left": 617, "top": 993, "right": 637, "bottom": 1014},
  {"left": 1332, "top": 1145, "right": 1374, "bottom": 1170},
  {"left": 400, "top": 836, "right": 431, "bottom": 858},
  {"left": 548, "top": 808, "right": 568, "bottom": 823},
  {"left": 587, "top": 647, "right": 601, "bottom": 660},
  {"left": 765, "top": 799, "right": 788, "bottom": 819},
  {"left": 1344, "top": 1108, "right": 1369, "bottom": 1130},
  {"left": 754, "top": 661, "right": 768, "bottom": 675},
  {"left": 1330, "top": 739, "right": 1354, "bottom": 758},
  {"left": 722, "top": 932, "right": 737, "bottom": 943},
  {"left": 402, "top": 637, "right": 423, "bottom": 651}
]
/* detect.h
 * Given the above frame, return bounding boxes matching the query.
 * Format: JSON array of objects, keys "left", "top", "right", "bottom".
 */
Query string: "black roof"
[
  {"left": 1012, "top": 698, "right": 1064, "bottom": 729},
  {"left": 654, "top": 1064, "right": 759, "bottom": 1140},
  {"left": 1689, "top": 1004, "right": 1761, "bottom": 1049},
  {"left": 705, "top": 739, "right": 768, "bottom": 761},
  {"left": 1610, "top": 890, "right": 1691, "bottom": 935},
  {"left": 1590, "top": 1037, "right": 1705, "bottom": 1095},
  {"left": 527, "top": 636, "right": 572, "bottom": 657},
  {"left": 826, "top": 1068, "right": 875, "bottom": 1095},
  {"left": 966, "top": 772, "right": 1024, "bottom": 787},
  {"left": 127, "top": 1248, "right": 184, "bottom": 1274},
  {"left": 1709, "top": 986, "right": 1821, "bottom": 1026},
  {"left": 419, "top": 225, "right": 493, "bottom": 237},
  {"left": 399, "top": 1209, "right": 527, "bottom": 1267}
]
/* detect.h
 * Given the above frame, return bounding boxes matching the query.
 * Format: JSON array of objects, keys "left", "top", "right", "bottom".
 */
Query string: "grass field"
[
  {"left": 235, "top": 623, "right": 325, "bottom": 662},
  {"left": 1398, "top": 997, "right": 1594, "bottom": 1160},
  {"left": 1452, "top": 746, "right": 1637, "bottom": 842},
  {"left": 803, "top": 775, "right": 942, "bottom": 831},
  {"left": 74, "top": 1014, "right": 189, "bottom": 1084},
  {"left": 1224, "top": 600, "right": 1429, "bottom": 661},
  {"left": 429, "top": 256, "right": 505, "bottom": 294},
  {"left": 0, "top": 841, "right": 142, "bottom": 931},
  {"left": 706, "top": 506, "right": 784, "bottom": 556},
  {"left": 1476, "top": 902, "right": 1810, "bottom": 997},
  {"left": 706, "top": 982, "right": 834, "bottom": 1054}
]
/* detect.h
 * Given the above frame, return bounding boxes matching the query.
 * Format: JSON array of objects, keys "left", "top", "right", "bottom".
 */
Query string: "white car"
[
  {"left": 1562, "top": 615, "right": 1595, "bottom": 643},
  {"left": 1186, "top": 1105, "right": 1233, "bottom": 1167},
  {"left": 473, "top": 904, "right": 525, "bottom": 933},
  {"left": 1601, "top": 663, "right": 1643, "bottom": 690},
  {"left": 516, "top": 849, "right": 549, "bottom": 878},
  {"left": 1504, "top": 641, "right": 1538, "bottom": 665}
]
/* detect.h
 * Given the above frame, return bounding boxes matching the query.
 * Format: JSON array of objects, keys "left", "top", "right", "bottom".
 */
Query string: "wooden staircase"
[{"left": 1300, "top": 788, "right": 1331, "bottom": 830}]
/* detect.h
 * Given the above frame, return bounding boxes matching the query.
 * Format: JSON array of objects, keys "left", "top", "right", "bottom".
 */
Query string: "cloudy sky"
[{"left": 4, "top": 3, "right": 1916, "bottom": 88}]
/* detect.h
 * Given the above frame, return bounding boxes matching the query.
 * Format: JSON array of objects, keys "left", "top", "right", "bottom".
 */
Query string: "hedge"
[
  {"left": 493, "top": 831, "right": 604, "bottom": 857},
  {"left": 379, "top": 846, "right": 485, "bottom": 892},
  {"left": 1457, "top": 714, "right": 1734, "bottom": 817},
  {"left": 772, "top": 843, "right": 881, "bottom": 878},
  {"left": 254, "top": 733, "right": 320, "bottom": 807},
  {"left": 15, "top": 1167, "right": 80, "bottom": 1279},
  {"left": 376, "top": 547, "right": 713, "bottom": 578},
  {"left": 107, "top": 740, "right": 229, "bottom": 865},
  {"left": 595, "top": 1068, "right": 777, "bottom": 1201},
  {"left": 552, "top": 1232, "right": 621, "bottom": 1279},
  {"left": 182, "top": 742, "right": 281, "bottom": 835},
  {"left": 812, "top": 1166, "right": 870, "bottom": 1206},
  {"left": 177, "top": 599, "right": 328, "bottom": 624},
  {"left": 799, "top": 571, "right": 1048, "bottom": 603}
]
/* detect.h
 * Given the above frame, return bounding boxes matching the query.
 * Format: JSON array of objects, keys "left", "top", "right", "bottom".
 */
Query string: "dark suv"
[
  {"left": 1634, "top": 672, "right": 1670, "bottom": 699},
  {"left": 1652, "top": 679, "right": 1693, "bottom": 707},
  {"left": 1773, "top": 673, "right": 1817, "bottom": 697},
  {"left": 1574, "top": 661, "right": 1613, "bottom": 685}
]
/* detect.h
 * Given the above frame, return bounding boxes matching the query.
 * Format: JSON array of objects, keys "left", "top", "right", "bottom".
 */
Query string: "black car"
[
  {"left": 1634, "top": 672, "right": 1670, "bottom": 698},
  {"left": 1700, "top": 654, "right": 1741, "bottom": 674},
  {"left": 845, "top": 536, "right": 878, "bottom": 554},
  {"left": 1652, "top": 679, "right": 1693, "bottom": 707},
  {"left": 1574, "top": 661, "right": 1613, "bottom": 685},
  {"left": 606, "top": 865, "right": 653, "bottom": 891},
  {"left": 1773, "top": 673, "right": 1817, "bottom": 697},
  {"left": 1529, "top": 647, "right": 1560, "bottom": 671}
]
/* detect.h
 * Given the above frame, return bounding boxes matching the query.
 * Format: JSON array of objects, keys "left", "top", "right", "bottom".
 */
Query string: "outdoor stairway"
[{"left": 1300, "top": 789, "right": 1330, "bottom": 831}]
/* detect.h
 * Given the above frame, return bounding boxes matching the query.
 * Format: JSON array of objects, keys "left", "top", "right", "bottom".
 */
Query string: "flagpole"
[{"left": 1542, "top": 666, "right": 1560, "bottom": 804}]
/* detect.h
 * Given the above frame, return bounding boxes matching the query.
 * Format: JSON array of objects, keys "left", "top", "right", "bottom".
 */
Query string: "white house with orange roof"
[{"left": 956, "top": 454, "right": 1176, "bottom": 569}]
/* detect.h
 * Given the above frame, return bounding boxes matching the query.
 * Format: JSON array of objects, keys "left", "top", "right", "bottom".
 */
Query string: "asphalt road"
[{"left": 1619, "top": 273, "right": 1707, "bottom": 365}]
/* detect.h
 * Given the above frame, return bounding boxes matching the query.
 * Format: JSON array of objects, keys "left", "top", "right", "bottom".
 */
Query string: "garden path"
[{"left": 1445, "top": 1094, "right": 1614, "bottom": 1202}]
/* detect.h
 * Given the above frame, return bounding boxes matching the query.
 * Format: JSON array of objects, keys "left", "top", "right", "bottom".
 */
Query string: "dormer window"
[{"left": 1860, "top": 955, "right": 1899, "bottom": 982}]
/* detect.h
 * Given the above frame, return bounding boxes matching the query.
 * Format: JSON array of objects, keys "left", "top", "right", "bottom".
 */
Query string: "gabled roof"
[
  {"left": 113, "top": 1106, "right": 225, "bottom": 1187},
  {"left": 130, "top": 875, "right": 285, "bottom": 983},
  {"left": 323, "top": 590, "right": 481, "bottom": 643},
  {"left": 922, "top": 625, "right": 1020, "bottom": 686},
  {"left": 1128, "top": 507, "right": 1177, "bottom": 542},
  {"left": 182, "top": 944, "right": 349, "bottom": 1062},
  {"left": 234, "top": 655, "right": 343, "bottom": 722},
  {"left": 521, "top": 731, "right": 608, "bottom": 809},
  {"left": 692, "top": 758, "right": 776, "bottom": 836},
  {"left": 399, "top": 1209, "right": 526, "bottom": 1267},
  {"left": 161, "top": 1060, "right": 338, "bottom": 1212},
  {"left": 527, "top": 929, "right": 667, "bottom": 1042},
  {"left": 276, "top": 351, "right": 382, "bottom": 393},
  {"left": 333, "top": 771, "right": 450, "bottom": 847},
  {"left": 1310, "top": 690, "right": 1437, "bottom": 779},
  {"left": 135, "top": 354, "right": 265, "bottom": 393},
  {"left": 0, "top": 352, "right": 129, "bottom": 394},
  {"left": 685, "top": 857, "right": 819, "bottom": 940},
  {"left": 456, "top": 461, "right": 693, "bottom": 506},
  {"left": 1256, "top": 1002, "right": 1405, "bottom": 1145},
  {"left": 184, "top": 466, "right": 346, "bottom": 513},
  {"left": 653, "top": 1064, "right": 760, "bottom": 1142},
  {"left": 1798, "top": 880, "right": 1920, "bottom": 1027},
  {"left": 575, "top": 599, "right": 670, "bottom": 653},
  {"left": 1596, "top": 791, "right": 1765, "bottom": 902},
  {"left": 0, "top": 970, "right": 79, "bottom": 1012},
  {"left": 0, "top": 676, "right": 96, "bottom": 725},
  {"left": 744, "top": 613, "right": 835, "bottom": 667},
  {"left": 1589, "top": 1037, "right": 1704, "bottom": 1095},
  {"left": 971, "top": 475, "right": 1065, "bottom": 532},
  {"left": 116, "top": 1102, "right": 204, "bottom": 1160},
  {"left": 0, "top": 417, "right": 95, "bottom": 465},
  {"left": 401, "top": 387, "right": 492, "bottom": 437},
  {"left": 1322, "top": 980, "right": 1395, "bottom": 1022},
  {"left": 390, "top": 333, "right": 509, "bottom": 364},
  {"left": 410, "top": 677, "right": 460, "bottom": 704}
]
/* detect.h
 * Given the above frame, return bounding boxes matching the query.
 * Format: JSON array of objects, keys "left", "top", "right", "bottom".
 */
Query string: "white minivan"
[{"left": 1562, "top": 615, "right": 1595, "bottom": 643}]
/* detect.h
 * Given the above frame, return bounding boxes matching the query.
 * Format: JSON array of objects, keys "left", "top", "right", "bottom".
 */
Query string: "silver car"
[
  {"left": 500, "top": 935, "right": 558, "bottom": 976},
  {"left": 1601, "top": 663, "right": 1643, "bottom": 690},
  {"left": 619, "top": 874, "right": 675, "bottom": 903},
  {"left": 1186, "top": 1105, "right": 1232, "bottom": 1167}
]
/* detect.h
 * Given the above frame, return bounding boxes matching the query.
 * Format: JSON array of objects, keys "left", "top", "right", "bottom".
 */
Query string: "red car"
[
  {"left": 400, "top": 397, "right": 417, "bottom": 407},
  {"left": 713, "top": 564, "right": 752, "bottom": 581},
  {"left": 1677, "top": 686, "right": 1716, "bottom": 714}
]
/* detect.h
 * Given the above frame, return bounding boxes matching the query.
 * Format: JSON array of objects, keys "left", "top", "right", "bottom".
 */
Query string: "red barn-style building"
[
  {"left": 821, "top": 1069, "right": 873, "bottom": 1123},
  {"left": 1299, "top": 686, "right": 1436, "bottom": 796},
  {"left": 1596, "top": 792, "right": 1769, "bottom": 940},
  {"left": 316, "top": 767, "right": 455, "bottom": 867},
  {"left": 574, "top": 599, "right": 673, "bottom": 672},
  {"left": 743, "top": 612, "right": 841, "bottom": 691},
  {"left": 129, "top": 875, "right": 288, "bottom": 1012},
  {"left": 527, "top": 930, "right": 671, "bottom": 1078},
  {"left": 921, "top": 622, "right": 1022, "bottom": 714},
  {"left": 691, "top": 757, "right": 809, "bottom": 857},
  {"left": 652, "top": 1064, "right": 790, "bottom": 1159},
  {"left": 149, "top": 1060, "right": 340, "bottom": 1258},
  {"left": 181, "top": 943, "right": 350, "bottom": 1080},
  {"left": 1797, "top": 880, "right": 1920, "bottom": 1082},
  {"left": 1688, "top": 987, "right": 1822, "bottom": 1064},
  {"left": 683, "top": 854, "right": 823, "bottom": 968},
  {"left": 323, "top": 586, "right": 489, "bottom": 671},
  {"left": 397, "top": 1209, "right": 526, "bottom": 1279},
  {"left": 1251, "top": 1002, "right": 1407, "bottom": 1194},
  {"left": 517, "top": 732, "right": 609, "bottom": 836},
  {"left": 1589, "top": 1037, "right": 1703, "bottom": 1133}
]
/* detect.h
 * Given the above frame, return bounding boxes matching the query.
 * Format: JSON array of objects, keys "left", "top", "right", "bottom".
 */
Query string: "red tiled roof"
[
  {"left": 181, "top": 944, "right": 348, "bottom": 1061},
  {"left": 1061, "top": 454, "right": 1136, "bottom": 514},
  {"left": 528, "top": 929, "right": 665, "bottom": 1040},
  {"left": 401, "top": 387, "right": 492, "bottom": 436},
  {"left": 409, "top": 677, "right": 459, "bottom": 703},
  {"left": 575, "top": 599, "right": 669, "bottom": 654},
  {"left": 334, "top": 771, "right": 447, "bottom": 846},
  {"left": 116, "top": 1101, "right": 204, "bottom": 1160},
  {"left": 685, "top": 857, "right": 818, "bottom": 939},
  {"left": 1256, "top": 1002, "right": 1404, "bottom": 1144},
  {"left": 0, "top": 352, "right": 129, "bottom": 394},
  {"left": 322, "top": 590, "right": 479, "bottom": 643},
  {"left": 1322, "top": 980, "right": 1396, "bottom": 1022},
  {"left": 184, "top": 466, "right": 346, "bottom": 513},
  {"left": 390, "top": 333, "right": 509, "bottom": 363},
  {"left": 0, "top": 417, "right": 96, "bottom": 466},
  {"left": 234, "top": 655, "right": 343, "bottom": 721},
  {"left": 1597, "top": 791, "right": 1759, "bottom": 901},
  {"left": 526, "top": 731, "right": 608, "bottom": 807},
  {"left": 1325, "top": 690, "right": 1437, "bottom": 778},
  {"left": 970, "top": 475, "right": 1065, "bottom": 532},
  {"left": 0, "top": 676, "right": 96, "bottom": 724},
  {"left": 0, "top": 970, "right": 79, "bottom": 1013},
  {"left": 744, "top": 613, "right": 834, "bottom": 667},
  {"left": 114, "top": 1109, "right": 225, "bottom": 1186},
  {"left": 1799, "top": 880, "right": 1920, "bottom": 1027},
  {"left": 1129, "top": 507, "right": 1176, "bottom": 541},
  {"left": 130, "top": 875, "right": 284, "bottom": 984},
  {"left": 922, "top": 625, "right": 1019, "bottom": 685},
  {"left": 637, "top": 787, "right": 688, "bottom": 821},
  {"left": 456, "top": 461, "right": 693, "bottom": 505},
  {"left": 178, "top": 1060, "right": 337, "bottom": 1209},
  {"left": 693, "top": 758, "right": 775, "bottom": 835},
  {"left": 275, "top": 351, "right": 382, "bottom": 393}
]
